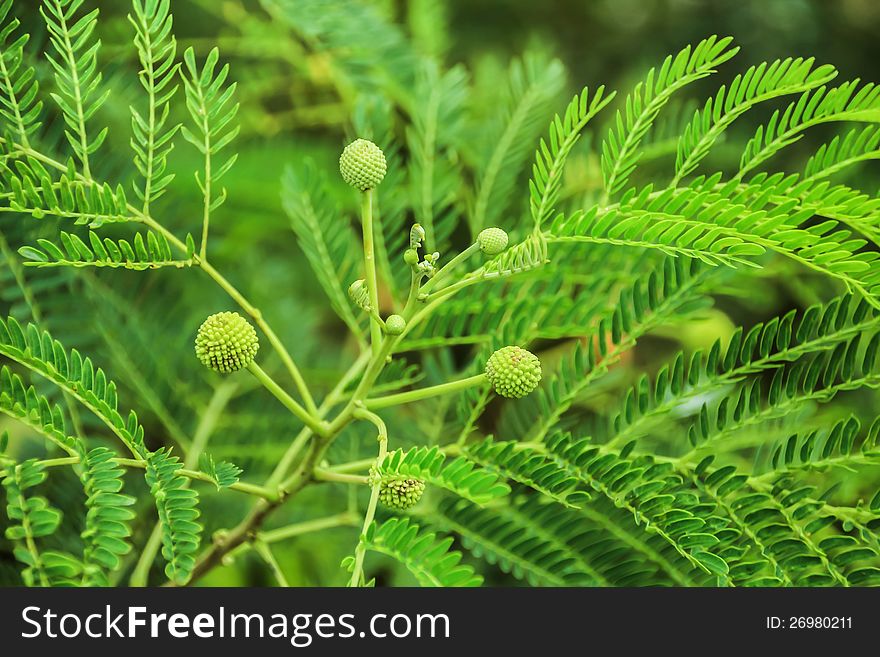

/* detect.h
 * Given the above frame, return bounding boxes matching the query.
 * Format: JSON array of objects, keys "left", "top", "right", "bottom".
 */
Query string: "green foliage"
[
  {"left": 144, "top": 449, "right": 202, "bottom": 584},
  {"left": 19, "top": 229, "right": 192, "bottom": 269},
  {"left": 0, "top": 0, "right": 42, "bottom": 146},
  {"left": 374, "top": 446, "right": 510, "bottom": 505},
  {"left": 129, "top": 0, "right": 180, "bottom": 212},
  {"left": 600, "top": 35, "right": 738, "bottom": 199},
  {"left": 198, "top": 453, "right": 242, "bottom": 490},
  {"left": 354, "top": 517, "right": 483, "bottom": 587},
  {"left": 0, "top": 2, "right": 877, "bottom": 590},
  {"left": 40, "top": 0, "right": 109, "bottom": 176},
  {"left": 78, "top": 446, "right": 135, "bottom": 585},
  {"left": 2, "top": 459, "right": 74, "bottom": 586}
]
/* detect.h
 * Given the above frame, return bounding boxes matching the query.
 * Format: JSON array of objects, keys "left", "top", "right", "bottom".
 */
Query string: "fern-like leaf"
[
  {"left": 281, "top": 162, "right": 364, "bottom": 338},
  {"left": 600, "top": 35, "right": 738, "bottom": 200},
  {"left": 739, "top": 79, "right": 880, "bottom": 178},
  {"left": 375, "top": 446, "right": 510, "bottom": 505},
  {"left": 530, "top": 85, "right": 615, "bottom": 227},
  {"left": 40, "top": 0, "right": 109, "bottom": 176},
  {"left": 464, "top": 437, "right": 590, "bottom": 508},
  {"left": 78, "top": 446, "right": 135, "bottom": 585},
  {"left": 673, "top": 57, "right": 837, "bottom": 183},
  {"left": 19, "top": 229, "right": 192, "bottom": 269},
  {"left": 0, "top": 0, "right": 43, "bottom": 146},
  {"left": 470, "top": 52, "right": 566, "bottom": 233},
  {"left": 0, "top": 315, "right": 147, "bottom": 456},
  {"left": 129, "top": 0, "right": 181, "bottom": 212},
  {"left": 144, "top": 448, "right": 202, "bottom": 584},
  {"left": 357, "top": 517, "right": 482, "bottom": 587}
]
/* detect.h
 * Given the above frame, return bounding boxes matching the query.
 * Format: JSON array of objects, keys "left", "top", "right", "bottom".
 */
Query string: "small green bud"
[
  {"left": 195, "top": 312, "right": 259, "bottom": 374},
  {"left": 478, "top": 227, "right": 509, "bottom": 255},
  {"left": 376, "top": 474, "right": 426, "bottom": 510},
  {"left": 485, "top": 345, "right": 542, "bottom": 398},
  {"left": 403, "top": 248, "right": 419, "bottom": 266},
  {"left": 348, "top": 279, "right": 371, "bottom": 312},
  {"left": 339, "top": 138, "right": 387, "bottom": 190},
  {"left": 385, "top": 314, "right": 406, "bottom": 335}
]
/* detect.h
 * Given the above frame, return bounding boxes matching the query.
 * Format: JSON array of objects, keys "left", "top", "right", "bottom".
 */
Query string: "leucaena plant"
[{"left": 0, "top": 0, "right": 879, "bottom": 590}]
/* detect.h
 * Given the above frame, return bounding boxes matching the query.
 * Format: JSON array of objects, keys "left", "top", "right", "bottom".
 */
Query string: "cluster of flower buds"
[{"left": 371, "top": 471, "right": 426, "bottom": 510}]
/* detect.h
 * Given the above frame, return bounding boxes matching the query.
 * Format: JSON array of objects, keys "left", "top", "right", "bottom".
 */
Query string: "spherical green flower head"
[
  {"left": 385, "top": 314, "right": 406, "bottom": 335},
  {"left": 478, "top": 227, "right": 509, "bottom": 255},
  {"left": 485, "top": 345, "right": 542, "bottom": 398},
  {"left": 339, "top": 138, "right": 387, "bottom": 190},
  {"left": 378, "top": 475, "right": 426, "bottom": 511},
  {"left": 195, "top": 312, "right": 259, "bottom": 374}
]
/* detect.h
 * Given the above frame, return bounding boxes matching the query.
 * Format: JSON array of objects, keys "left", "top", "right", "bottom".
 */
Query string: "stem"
[
  {"left": 199, "top": 127, "right": 211, "bottom": 262},
  {"left": 329, "top": 443, "right": 464, "bottom": 474},
  {"left": 8, "top": 455, "right": 276, "bottom": 500},
  {"left": 261, "top": 513, "right": 359, "bottom": 544},
  {"left": 419, "top": 242, "right": 480, "bottom": 296},
  {"left": 365, "top": 373, "right": 487, "bottom": 409},
  {"left": 247, "top": 362, "right": 326, "bottom": 436},
  {"left": 200, "top": 260, "right": 318, "bottom": 416},
  {"left": 227, "top": 513, "right": 359, "bottom": 560},
  {"left": 361, "top": 189, "right": 382, "bottom": 357},
  {"left": 265, "top": 351, "right": 371, "bottom": 488},
  {"left": 348, "top": 407, "right": 388, "bottom": 587},
  {"left": 129, "top": 526, "right": 163, "bottom": 588},
  {"left": 313, "top": 469, "right": 369, "bottom": 485},
  {"left": 252, "top": 539, "right": 289, "bottom": 587}
]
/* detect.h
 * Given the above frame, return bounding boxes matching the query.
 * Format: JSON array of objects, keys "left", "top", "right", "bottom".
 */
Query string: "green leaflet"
[
  {"left": 0, "top": 315, "right": 146, "bottom": 456},
  {"left": 41, "top": 0, "right": 109, "bottom": 176},
  {"left": 356, "top": 517, "right": 482, "bottom": 587},
  {"left": 20, "top": 230, "right": 192, "bottom": 269},
  {"left": 144, "top": 449, "right": 202, "bottom": 585},
  {"left": 601, "top": 35, "right": 739, "bottom": 200},
  {"left": 78, "top": 446, "right": 136, "bottom": 586},
  {"left": 0, "top": 0, "right": 43, "bottom": 146},
  {"left": 375, "top": 446, "right": 510, "bottom": 505},
  {"left": 2, "top": 459, "right": 78, "bottom": 586}
]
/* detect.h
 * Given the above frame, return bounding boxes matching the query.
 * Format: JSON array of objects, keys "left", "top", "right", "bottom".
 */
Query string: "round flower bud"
[
  {"left": 485, "top": 345, "right": 542, "bottom": 398},
  {"left": 477, "top": 227, "right": 509, "bottom": 255},
  {"left": 339, "top": 138, "right": 386, "bottom": 190},
  {"left": 403, "top": 248, "right": 419, "bottom": 266},
  {"left": 195, "top": 312, "right": 259, "bottom": 374},
  {"left": 348, "top": 279, "right": 371, "bottom": 312},
  {"left": 385, "top": 314, "right": 406, "bottom": 335},
  {"left": 377, "top": 475, "right": 426, "bottom": 511}
]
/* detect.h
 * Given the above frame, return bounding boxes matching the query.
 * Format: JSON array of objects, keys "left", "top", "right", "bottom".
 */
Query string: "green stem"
[
  {"left": 265, "top": 351, "right": 371, "bottom": 488},
  {"left": 348, "top": 407, "right": 388, "bottom": 587},
  {"left": 361, "top": 189, "right": 382, "bottom": 357},
  {"left": 227, "top": 513, "right": 359, "bottom": 560},
  {"left": 252, "top": 539, "right": 289, "bottom": 587},
  {"left": 419, "top": 242, "right": 480, "bottom": 296},
  {"left": 313, "top": 468, "right": 369, "bottom": 485},
  {"left": 200, "top": 260, "right": 318, "bottom": 416},
  {"left": 9, "top": 456, "right": 277, "bottom": 500},
  {"left": 247, "top": 362, "right": 327, "bottom": 436},
  {"left": 329, "top": 443, "right": 464, "bottom": 474},
  {"left": 365, "top": 373, "right": 487, "bottom": 409}
]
